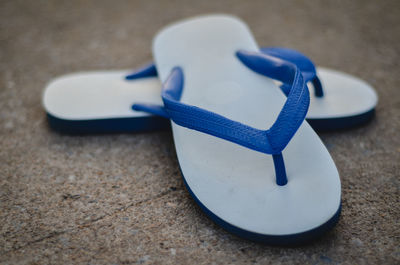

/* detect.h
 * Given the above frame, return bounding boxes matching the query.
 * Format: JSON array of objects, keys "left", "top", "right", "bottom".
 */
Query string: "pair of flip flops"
[{"left": 43, "top": 15, "right": 377, "bottom": 245}]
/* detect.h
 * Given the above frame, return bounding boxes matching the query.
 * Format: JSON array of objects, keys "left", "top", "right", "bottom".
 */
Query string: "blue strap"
[
  {"left": 126, "top": 47, "right": 324, "bottom": 97},
  {"left": 125, "top": 62, "right": 158, "bottom": 80},
  {"left": 261, "top": 47, "right": 323, "bottom": 97},
  {"left": 235, "top": 51, "right": 309, "bottom": 152},
  {"left": 135, "top": 51, "right": 309, "bottom": 185}
]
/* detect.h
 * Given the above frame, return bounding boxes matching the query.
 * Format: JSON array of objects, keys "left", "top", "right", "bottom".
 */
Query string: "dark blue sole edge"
[
  {"left": 307, "top": 108, "right": 375, "bottom": 132},
  {"left": 181, "top": 169, "right": 341, "bottom": 246},
  {"left": 46, "top": 113, "right": 170, "bottom": 135}
]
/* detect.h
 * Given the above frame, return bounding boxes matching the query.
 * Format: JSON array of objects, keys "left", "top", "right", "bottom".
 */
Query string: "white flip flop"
[{"left": 135, "top": 14, "right": 341, "bottom": 244}]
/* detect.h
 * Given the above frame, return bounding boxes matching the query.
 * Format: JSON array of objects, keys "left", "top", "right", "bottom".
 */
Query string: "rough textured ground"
[{"left": 0, "top": 0, "right": 399, "bottom": 264}]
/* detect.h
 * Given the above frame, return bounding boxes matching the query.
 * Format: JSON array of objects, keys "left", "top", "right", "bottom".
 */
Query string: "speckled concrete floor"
[{"left": 0, "top": 0, "right": 399, "bottom": 264}]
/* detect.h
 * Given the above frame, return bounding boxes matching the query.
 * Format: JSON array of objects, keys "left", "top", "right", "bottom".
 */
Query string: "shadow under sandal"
[{"left": 133, "top": 15, "right": 342, "bottom": 245}]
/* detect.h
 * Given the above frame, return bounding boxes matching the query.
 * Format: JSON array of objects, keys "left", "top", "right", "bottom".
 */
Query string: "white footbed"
[
  {"left": 43, "top": 71, "right": 162, "bottom": 120},
  {"left": 152, "top": 15, "right": 341, "bottom": 236}
]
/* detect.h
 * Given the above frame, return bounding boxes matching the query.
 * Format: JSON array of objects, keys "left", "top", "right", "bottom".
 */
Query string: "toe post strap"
[{"left": 272, "top": 153, "right": 288, "bottom": 186}]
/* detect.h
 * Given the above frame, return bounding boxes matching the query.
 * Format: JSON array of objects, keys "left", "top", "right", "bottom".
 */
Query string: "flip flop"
[
  {"left": 134, "top": 14, "right": 341, "bottom": 245},
  {"left": 43, "top": 33, "right": 377, "bottom": 135}
]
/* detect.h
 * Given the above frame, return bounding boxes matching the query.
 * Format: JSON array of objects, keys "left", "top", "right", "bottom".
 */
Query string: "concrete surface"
[{"left": 0, "top": 0, "right": 399, "bottom": 264}]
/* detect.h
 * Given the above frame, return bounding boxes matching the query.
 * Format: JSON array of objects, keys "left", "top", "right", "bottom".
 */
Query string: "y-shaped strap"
[
  {"left": 133, "top": 51, "right": 309, "bottom": 186},
  {"left": 125, "top": 47, "right": 324, "bottom": 97}
]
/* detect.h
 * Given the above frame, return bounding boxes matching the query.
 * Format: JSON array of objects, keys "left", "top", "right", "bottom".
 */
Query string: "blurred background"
[{"left": 1, "top": 1, "right": 399, "bottom": 264}]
